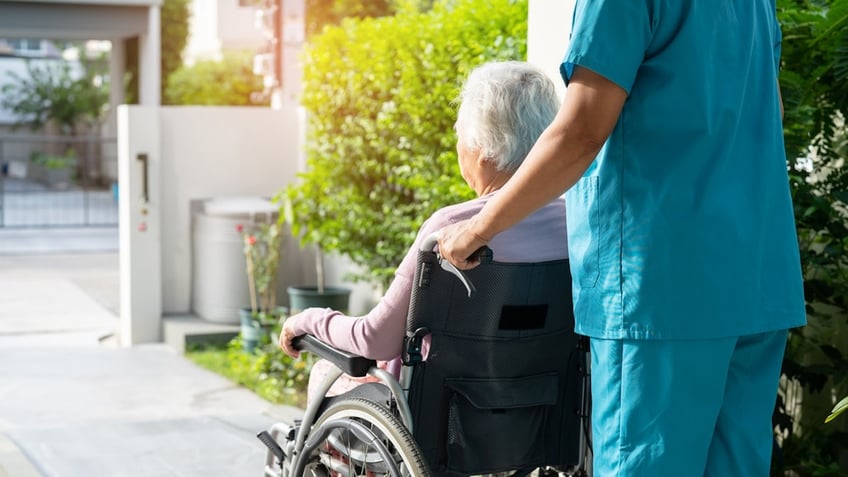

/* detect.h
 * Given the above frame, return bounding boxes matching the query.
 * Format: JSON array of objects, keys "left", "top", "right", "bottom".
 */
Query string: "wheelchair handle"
[
  {"left": 421, "top": 232, "right": 492, "bottom": 298},
  {"left": 420, "top": 232, "right": 493, "bottom": 261},
  {"left": 292, "top": 334, "right": 375, "bottom": 378}
]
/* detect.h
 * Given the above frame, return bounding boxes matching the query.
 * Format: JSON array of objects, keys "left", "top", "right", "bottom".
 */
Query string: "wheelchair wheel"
[{"left": 301, "top": 397, "right": 431, "bottom": 477}]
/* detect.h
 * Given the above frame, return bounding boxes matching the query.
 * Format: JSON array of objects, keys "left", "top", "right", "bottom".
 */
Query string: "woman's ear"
[
  {"left": 477, "top": 154, "right": 497, "bottom": 171},
  {"left": 475, "top": 150, "right": 491, "bottom": 166}
]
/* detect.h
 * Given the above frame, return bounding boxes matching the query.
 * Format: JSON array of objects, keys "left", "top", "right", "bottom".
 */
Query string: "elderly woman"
[{"left": 279, "top": 61, "right": 568, "bottom": 395}]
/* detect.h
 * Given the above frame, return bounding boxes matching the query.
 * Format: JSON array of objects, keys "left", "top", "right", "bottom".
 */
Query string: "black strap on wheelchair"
[
  {"left": 402, "top": 327, "right": 430, "bottom": 366},
  {"left": 577, "top": 334, "right": 590, "bottom": 351}
]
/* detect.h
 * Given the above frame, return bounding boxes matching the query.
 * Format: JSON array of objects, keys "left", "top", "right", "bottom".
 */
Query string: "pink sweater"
[{"left": 286, "top": 192, "right": 568, "bottom": 361}]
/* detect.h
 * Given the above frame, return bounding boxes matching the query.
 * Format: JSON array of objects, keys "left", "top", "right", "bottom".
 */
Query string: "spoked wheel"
[{"left": 295, "top": 398, "right": 431, "bottom": 477}]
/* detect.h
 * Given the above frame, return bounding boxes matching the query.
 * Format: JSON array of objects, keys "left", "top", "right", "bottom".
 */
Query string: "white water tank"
[{"left": 192, "top": 196, "right": 278, "bottom": 324}]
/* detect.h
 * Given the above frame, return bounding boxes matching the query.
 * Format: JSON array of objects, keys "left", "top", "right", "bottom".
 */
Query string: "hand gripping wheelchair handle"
[
  {"left": 292, "top": 334, "right": 376, "bottom": 378},
  {"left": 421, "top": 232, "right": 493, "bottom": 298}
]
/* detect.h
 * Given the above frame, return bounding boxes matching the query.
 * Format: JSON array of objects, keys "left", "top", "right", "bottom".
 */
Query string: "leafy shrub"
[
  {"left": 1, "top": 60, "right": 107, "bottom": 136},
  {"left": 125, "top": 0, "right": 190, "bottom": 104},
  {"left": 286, "top": 0, "right": 528, "bottom": 287},
  {"left": 305, "top": 0, "right": 396, "bottom": 38},
  {"left": 30, "top": 151, "right": 77, "bottom": 170},
  {"left": 774, "top": 0, "right": 848, "bottom": 474},
  {"left": 165, "top": 51, "right": 269, "bottom": 106},
  {"left": 187, "top": 322, "right": 315, "bottom": 407}
]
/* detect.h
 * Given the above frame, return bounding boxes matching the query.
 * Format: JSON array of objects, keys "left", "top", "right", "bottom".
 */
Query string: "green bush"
[
  {"left": 165, "top": 51, "right": 269, "bottom": 106},
  {"left": 186, "top": 324, "right": 315, "bottom": 408},
  {"left": 285, "top": 0, "right": 527, "bottom": 288},
  {"left": 305, "top": 0, "right": 396, "bottom": 38},
  {"left": 774, "top": 0, "right": 848, "bottom": 474},
  {"left": 1, "top": 61, "right": 108, "bottom": 136},
  {"left": 30, "top": 151, "right": 77, "bottom": 170},
  {"left": 125, "top": 0, "right": 190, "bottom": 104}
]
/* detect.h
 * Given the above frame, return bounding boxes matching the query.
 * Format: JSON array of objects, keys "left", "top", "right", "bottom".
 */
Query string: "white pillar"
[
  {"left": 274, "top": 0, "right": 304, "bottom": 111},
  {"left": 106, "top": 38, "right": 126, "bottom": 138},
  {"left": 118, "top": 105, "right": 162, "bottom": 345},
  {"left": 139, "top": 5, "right": 161, "bottom": 105},
  {"left": 528, "top": 0, "right": 576, "bottom": 98}
]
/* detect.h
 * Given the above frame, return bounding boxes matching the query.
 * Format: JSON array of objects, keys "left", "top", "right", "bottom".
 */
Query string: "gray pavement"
[
  {"left": 0, "top": 232, "right": 301, "bottom": 477},
  {"left": 0, "top": 227, "right": 118, "bottom": 256}
]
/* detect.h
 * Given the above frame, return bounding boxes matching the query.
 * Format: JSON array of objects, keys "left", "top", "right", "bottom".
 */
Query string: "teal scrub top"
[{"left": 562, "top": 0, "right": 806, "bottom": 340}]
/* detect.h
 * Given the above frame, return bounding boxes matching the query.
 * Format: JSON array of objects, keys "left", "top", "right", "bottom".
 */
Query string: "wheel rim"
[{"left": 297, "top": 399, "right": 429, "bottom": 477}]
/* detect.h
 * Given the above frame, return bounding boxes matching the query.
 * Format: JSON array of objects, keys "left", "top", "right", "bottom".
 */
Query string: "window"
[{"left": 7, "top": 38, "right": 43, "bottom": 54}]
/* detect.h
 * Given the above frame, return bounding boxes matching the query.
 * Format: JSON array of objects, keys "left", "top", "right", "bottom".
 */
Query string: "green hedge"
[
  {"left": 186, "top": 325, "right": 315, "bottom": 408},
  {"left": 165, "top": 51, "right": 269, "bottom": 106},
  {"left": 774, "top": 0, "right": 848, "bottom": 474},
  {"left": 287, "top": 0, "right": 528, "bottom": 287}
]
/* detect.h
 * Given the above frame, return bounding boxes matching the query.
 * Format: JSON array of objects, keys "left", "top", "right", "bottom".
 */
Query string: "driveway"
[{"left": 0, "top": 240, "right": 300, "bottom": 477}]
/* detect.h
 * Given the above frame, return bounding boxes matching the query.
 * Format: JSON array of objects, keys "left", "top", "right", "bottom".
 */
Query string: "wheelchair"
[{"left": 258, "top": 234, "right": 592, "bottom": 477}]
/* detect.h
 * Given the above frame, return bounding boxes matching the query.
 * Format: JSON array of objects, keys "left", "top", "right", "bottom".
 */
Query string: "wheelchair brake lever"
[
  {"left": 422, "top": 232, "right": 492, "bottom": 298},
  {"left": 437, "top": 257, "right": 476, "bottom": 298}
]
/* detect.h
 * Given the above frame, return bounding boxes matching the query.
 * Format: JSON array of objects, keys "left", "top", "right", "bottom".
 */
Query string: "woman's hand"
[
  {"left": 437, "top": 218, "right": 490, "bottom": 270},
  {"left": 278, "top": 320, "right": 300, "bottom": 358}
]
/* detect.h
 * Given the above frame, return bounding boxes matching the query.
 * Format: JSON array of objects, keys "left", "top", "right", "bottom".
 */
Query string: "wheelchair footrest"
[{"left": 257, "top": 430, "right": 286, "bottom": 462}]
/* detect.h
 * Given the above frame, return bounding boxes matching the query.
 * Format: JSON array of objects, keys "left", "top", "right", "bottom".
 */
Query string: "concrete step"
[{"left": 163, "top": 314, "right": 240, "bottom": 353}]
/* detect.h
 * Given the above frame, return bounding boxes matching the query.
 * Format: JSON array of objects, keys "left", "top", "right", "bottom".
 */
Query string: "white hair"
[{"left": 455, "top": 61, "right": 559, "bottom": 172}]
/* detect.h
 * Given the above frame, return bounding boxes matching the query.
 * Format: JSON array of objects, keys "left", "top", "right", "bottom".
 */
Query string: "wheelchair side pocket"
[{"left": 443, "top": 373, "right": 558, "bottom": 473}]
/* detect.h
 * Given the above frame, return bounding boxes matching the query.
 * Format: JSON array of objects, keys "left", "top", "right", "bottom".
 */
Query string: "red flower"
[
  {"left": 247, "top": 235, "right": 257, "bottom": 246},
  {"left": 235, "top": 224, "right": 244, "bottom": 233}
]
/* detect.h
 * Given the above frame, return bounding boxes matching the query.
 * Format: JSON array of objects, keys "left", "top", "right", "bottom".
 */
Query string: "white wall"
[
  {"left": 158, "top": 106, "right": 301, "bottom": 314},
  {"left": 184, "top": 0, "right": 264, "bottom": 65},
  {"left": 184, "top": 0, "right": 221, "bottom": 64},
  {"left": 527, "top": 0, "right": 576, "bottom": 98},
  {"left": 119, "top": 104, "right": 378, "bottom": 343},
  {"left": 216, "top": 0, "right": 265, "bottom": 51}
]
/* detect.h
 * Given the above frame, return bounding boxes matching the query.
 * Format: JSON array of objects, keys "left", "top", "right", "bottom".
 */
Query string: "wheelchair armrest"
[{"left": 292, "top": 334, "right": 376, "bottom": 378}]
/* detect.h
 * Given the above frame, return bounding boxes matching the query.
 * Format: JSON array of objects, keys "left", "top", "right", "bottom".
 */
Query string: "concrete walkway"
[{"left": 0, "top": 244, "right": 301, "bottom": 477}]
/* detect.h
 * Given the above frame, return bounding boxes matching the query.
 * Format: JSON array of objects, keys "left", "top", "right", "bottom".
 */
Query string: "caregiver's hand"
[{"left": 437, "top": 218, "right": 490, "bottom": 270}]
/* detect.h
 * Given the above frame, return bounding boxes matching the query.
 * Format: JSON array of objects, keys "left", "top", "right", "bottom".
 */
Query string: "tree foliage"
[
  {"left": 305, "top": 0, "right": 396, "bottom": 38},
  {"left": 125, "top": 0, "right": 191, "bottom": 103},
  {"left": 0, "top": 60, "right": 108, "bottom": 137},
  {"left": 774, "top": 0, "right": 848, "bottom": 474},
  {"left": 285, "top": 0, "right": 527, "bottom": 287},
  {"left": 165, "top": 51, "right": 269, "bottom": 106},
  {"left": 161, "top": 0, "right": 191, "bottom": 90}
]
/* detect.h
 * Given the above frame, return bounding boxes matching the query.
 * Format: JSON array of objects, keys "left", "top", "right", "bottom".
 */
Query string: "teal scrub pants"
[{"left": 590, "top": 330, "right": 788, "bottom": 477}]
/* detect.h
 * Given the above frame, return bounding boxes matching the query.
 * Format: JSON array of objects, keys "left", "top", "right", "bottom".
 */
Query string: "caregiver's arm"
[{"left": 438, "top": 66, "right": 628, "bottom": 269}]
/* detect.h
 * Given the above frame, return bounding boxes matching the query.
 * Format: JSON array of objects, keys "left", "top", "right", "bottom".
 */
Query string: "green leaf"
[
  {"left": 825, "top": 395, "right": 848, "bottom": 423},
  {"left": 832, "top": 190, "right": 848, "bottom": 204}
]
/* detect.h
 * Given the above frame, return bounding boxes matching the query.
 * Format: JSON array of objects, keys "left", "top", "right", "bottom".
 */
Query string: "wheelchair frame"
[
  {"left": 260, "top": 353, "right": 422, "bottom": 476},
  {"left": 259, "top": 235, "right": 592, "bottom": 477}
]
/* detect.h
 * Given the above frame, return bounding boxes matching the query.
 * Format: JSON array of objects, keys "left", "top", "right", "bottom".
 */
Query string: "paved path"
[{"left": 0, "top": 248, "right": 301, "bottom": 477}]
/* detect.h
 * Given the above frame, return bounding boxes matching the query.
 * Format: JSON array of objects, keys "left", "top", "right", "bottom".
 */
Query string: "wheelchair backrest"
[{"left": 404, "top": 250, "right": 583, "bottom": 476}]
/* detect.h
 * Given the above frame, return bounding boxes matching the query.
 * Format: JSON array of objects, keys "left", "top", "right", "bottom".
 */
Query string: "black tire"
[{"left": 304, "top": 397, "right": 431, "bottom": 477}]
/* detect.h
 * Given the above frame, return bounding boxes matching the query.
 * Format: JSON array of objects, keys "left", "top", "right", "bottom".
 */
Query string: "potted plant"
[
  {"left": 278, "top": 195, "right": 352, "bottom": 314},
  {"left": 236, "top": 217, "right": 285, "bottom": 351}
]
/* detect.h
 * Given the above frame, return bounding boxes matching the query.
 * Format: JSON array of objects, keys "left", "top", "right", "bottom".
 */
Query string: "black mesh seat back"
[{"left": 406, "top": 251, "right": 582, "bottom": 476}]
